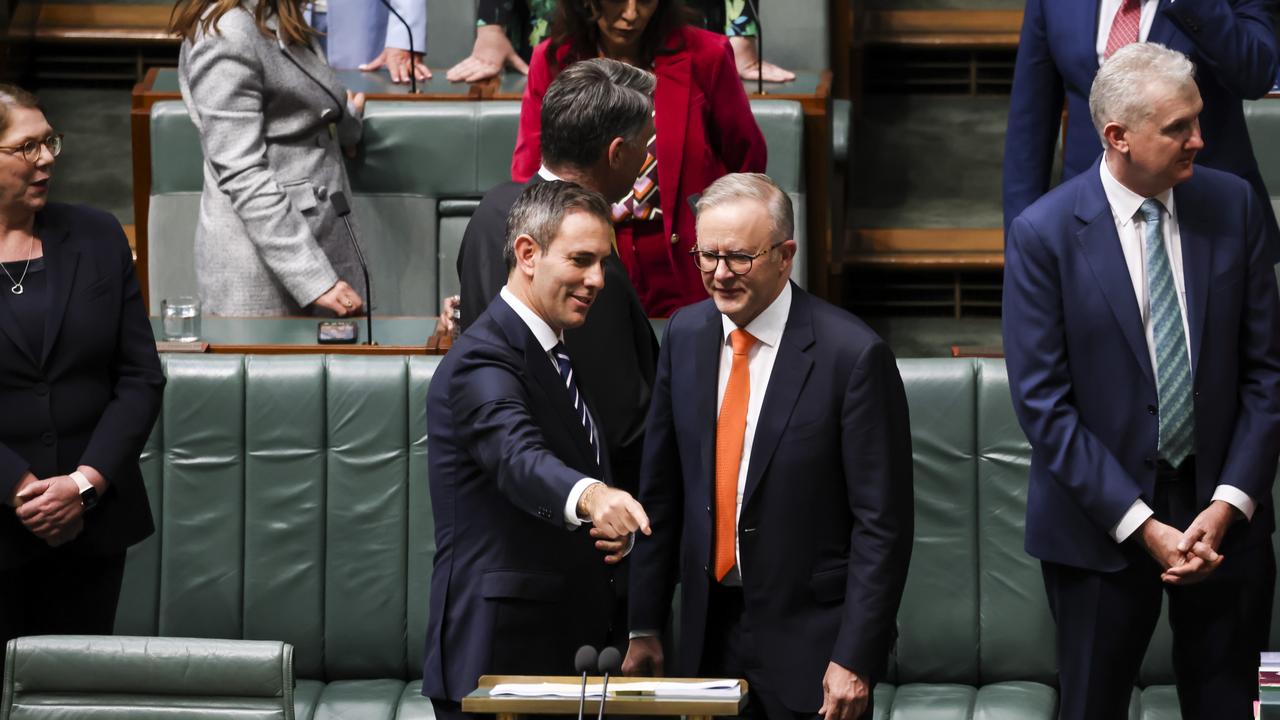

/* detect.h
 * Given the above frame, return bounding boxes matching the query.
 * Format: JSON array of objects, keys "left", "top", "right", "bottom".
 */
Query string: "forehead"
[
  {"left": 0, "top": 106, "right": 51, "bottom": 143},
  {"left": 547, "top": 209, "right": 613, "bottom": 253},
  {"left": 1141, "top": 80, "right": 1202, "bottom": 123},
  {"left": 695, "top": 199, "right": 774, "bottom": 249}
]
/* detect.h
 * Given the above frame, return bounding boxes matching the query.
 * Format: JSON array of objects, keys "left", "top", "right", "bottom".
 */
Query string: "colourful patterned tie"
[
  {"left": 1139, "top": 199, "right": 1195, "bottom": 467},
  {"left": 714, "top": 329, "right": 757, "bottom": 581},
  {"left": 613, "top": 121, "right": 662, "bottom": 223},
  {"left": 1104, "top": 0, "right": 1142, "bottom": 59}
]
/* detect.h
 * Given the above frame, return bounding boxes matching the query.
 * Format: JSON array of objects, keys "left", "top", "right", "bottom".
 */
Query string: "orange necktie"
[
  {"left": 714, "top": 329, "right": 757, "bottom": 581},
  {"left": 1104, "top": 0, "right": 1141, "bottom": 59}
]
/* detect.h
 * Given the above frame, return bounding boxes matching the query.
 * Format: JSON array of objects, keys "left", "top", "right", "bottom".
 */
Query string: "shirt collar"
[
  {"left": 537, "top": 165, "right": 562, "bottom": 182},
  {"left": 1099, "top": 158, "right": 1176, "bottom": 227},
  {"left": 500, "top": 285, "right": 562, "bottom": 353},
  {"left": 720, "top": 282, "right": 793, "bottom": 349}
]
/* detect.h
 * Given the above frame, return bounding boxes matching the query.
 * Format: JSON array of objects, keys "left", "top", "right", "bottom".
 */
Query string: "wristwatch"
[{"left": 70, "top": 470, "right": 98, "bottom": 512}]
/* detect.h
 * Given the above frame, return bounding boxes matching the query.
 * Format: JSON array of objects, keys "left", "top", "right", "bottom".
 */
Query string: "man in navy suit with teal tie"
[{"left": 1004, "top": 43, "right": 1280, "bottom": 719}]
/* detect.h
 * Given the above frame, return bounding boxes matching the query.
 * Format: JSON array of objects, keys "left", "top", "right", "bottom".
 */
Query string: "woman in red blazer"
[{"left": 512, "top": 0, "right": 767, "bottom": 316}]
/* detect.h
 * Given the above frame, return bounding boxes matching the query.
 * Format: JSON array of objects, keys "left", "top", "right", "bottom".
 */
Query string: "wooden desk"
[
  {"left": 462, "top": 675, "right": 748, "bottom": 720},
  {"left": 151, "top": 316, "right": 450, "bottom": 355}
]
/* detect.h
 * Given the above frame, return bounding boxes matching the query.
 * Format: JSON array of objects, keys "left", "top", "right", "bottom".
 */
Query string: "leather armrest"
[{"left": 3, "top": 636, "right": 294, "bottom": 720}]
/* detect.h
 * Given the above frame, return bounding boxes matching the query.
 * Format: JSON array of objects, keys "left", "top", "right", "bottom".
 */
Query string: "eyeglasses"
[
  {"left": 0, "top": 134, "right": 63, "bottom": 163},
  {"left": 690, "top": 241, "right": 785, "bottom": 276}
]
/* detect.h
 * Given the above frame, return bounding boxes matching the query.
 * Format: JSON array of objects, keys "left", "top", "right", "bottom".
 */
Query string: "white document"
[{"left": 490, "top": 679, "right": 741, "bottom": 699}]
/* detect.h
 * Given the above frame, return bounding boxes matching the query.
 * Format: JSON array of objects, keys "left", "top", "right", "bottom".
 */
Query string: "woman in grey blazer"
[{"left": 173, "top": 0, "right": 366, "bottom": 317}]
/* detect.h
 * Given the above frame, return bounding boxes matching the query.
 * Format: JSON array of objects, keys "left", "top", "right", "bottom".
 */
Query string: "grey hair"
[
  {"left": 541, "top": 58, "right": 656, "bottom": 169},
  {"left": 0, "top": 84, "right": 41, "bottom": 138},
  {"left": 503, "top": 180, "right": 613, "bottom": 271},
  {"left": 1089, "top": 42, "right": 1196, "bottom": 144},
  {"left": 694, "top": 173, "right": 794, "bottom": 242}
]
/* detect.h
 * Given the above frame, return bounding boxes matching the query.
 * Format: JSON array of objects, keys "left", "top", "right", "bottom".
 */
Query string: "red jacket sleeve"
[
  {"left": 511, "top": 40, "right": 554, "bottom": 182},
  {"left": 704, "top": 34, "right": 766, "bottom": 174}
]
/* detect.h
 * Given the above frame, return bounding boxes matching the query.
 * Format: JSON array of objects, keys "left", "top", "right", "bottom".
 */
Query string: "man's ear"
[
  {"left": 513, "top": 233, "right": 540, "bottom": 277},
  {"left": 606, "top": 136, "right": 627, "bottom": 169},
  {"left": 1103, "top": 121, "right": 1129, "bottom": 155}
]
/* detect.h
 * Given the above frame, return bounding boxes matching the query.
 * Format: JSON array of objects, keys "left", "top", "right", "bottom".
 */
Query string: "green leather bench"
[
  {"left": 147, "top": 98, "right": 810, "bottom": 316},
  {"left": 5, "top": 356, "right": 1276, "bottom": 719},
  {"left": 1244, "top": 98, "right": 1280, "bottom": 226}
]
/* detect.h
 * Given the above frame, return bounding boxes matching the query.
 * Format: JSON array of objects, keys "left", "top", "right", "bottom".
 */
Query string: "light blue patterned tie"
[{"left": 1139, "top": 199, "right": 1195, "bottom": 467}]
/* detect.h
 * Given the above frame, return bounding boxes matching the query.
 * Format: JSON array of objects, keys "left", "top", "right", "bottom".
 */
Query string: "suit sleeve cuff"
[
  {"left": 1212, "top": 485, "right": 1256, "bottom": 521},
  {"left": 564, "top": 478, "right": 602, "bottom": 527},
  {"left": 1112, "top": 499, "right": 1154, "bottom": 543}
]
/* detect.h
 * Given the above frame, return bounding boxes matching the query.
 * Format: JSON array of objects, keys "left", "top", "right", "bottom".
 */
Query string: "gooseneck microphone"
[
  {"left": 330, "top": 192, "right": 373, "bottom": 345},
  {"left": 377, "top": 0, "right": 419, "bottom": 94},
  {"left": 574, "top": 645, "right": 599, "bottom": 720},
  {"left": 596, "top": 647, "right": 622, "bottom": 720}
]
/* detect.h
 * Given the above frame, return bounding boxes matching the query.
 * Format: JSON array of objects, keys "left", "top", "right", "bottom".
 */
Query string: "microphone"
[
  {"left": 377, "top": 0, "right": 419, "bottom": 94},
  {"left": 596, "top": 646, "right": 622, "bottom": 720},
  {"left": 742, "top": 0, "right": 763, "bottom": 95},
  {"left": 574, "top": 645, "right": 599, "bottom": 720},
  {"left": 330, "top": 191, "right": 374, "bottom": 345}
]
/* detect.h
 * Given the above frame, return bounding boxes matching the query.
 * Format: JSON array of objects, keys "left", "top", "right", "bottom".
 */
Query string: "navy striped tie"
[
  {"left": 552, "top": 342, "right": 600, "bottom": 465},
  {"left": 1139, "top": 199, "right": 1195, "bottom": 467}
]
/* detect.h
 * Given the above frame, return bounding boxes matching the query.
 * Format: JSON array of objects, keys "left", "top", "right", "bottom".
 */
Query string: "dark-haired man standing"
[
  {"left": 424, "top": 181, "right": 651, "bottom": 719},
  {"left": 457, "top": 57, "right": 658, "bottom": 494}
]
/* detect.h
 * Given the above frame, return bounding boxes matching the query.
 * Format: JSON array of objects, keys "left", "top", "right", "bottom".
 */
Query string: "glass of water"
[{"left": 161, "top": 296, "right": 201, "bottom": 342}]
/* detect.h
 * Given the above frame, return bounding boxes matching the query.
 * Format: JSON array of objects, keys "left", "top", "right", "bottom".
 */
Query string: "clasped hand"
[
  {"left": 10, "top": 472, "right": 83, "bottom": 547},
  {"left": 1139, "top": 500, "right": 1239, "bottom": 585}
]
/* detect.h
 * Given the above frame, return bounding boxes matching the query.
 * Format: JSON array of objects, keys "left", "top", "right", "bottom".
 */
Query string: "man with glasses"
[{"left": 623, "top": 173, "right": 914, "bottom": 720}]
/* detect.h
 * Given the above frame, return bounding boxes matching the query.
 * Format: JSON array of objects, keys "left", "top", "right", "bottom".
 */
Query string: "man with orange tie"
[
  {"left": 622, "top": 173, "right": 914, "bottom": 720},
  {"left": 1002, "top": 0, "right": 1280, "bottom": 260}
]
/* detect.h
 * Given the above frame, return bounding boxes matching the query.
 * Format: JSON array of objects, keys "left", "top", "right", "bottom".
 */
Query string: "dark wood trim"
[{"left": 862, "top": 10, "right": 1023, "bottom": 48}]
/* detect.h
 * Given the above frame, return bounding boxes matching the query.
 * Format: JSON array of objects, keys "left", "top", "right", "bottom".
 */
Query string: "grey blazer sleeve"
[{"left": 181, "top": 16, "right": 339, "bottom": 306}]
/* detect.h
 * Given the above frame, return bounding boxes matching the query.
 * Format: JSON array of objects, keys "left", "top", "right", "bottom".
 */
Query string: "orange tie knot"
[{"left": 730, "top": 328, "right": 758, "bottom": 356}]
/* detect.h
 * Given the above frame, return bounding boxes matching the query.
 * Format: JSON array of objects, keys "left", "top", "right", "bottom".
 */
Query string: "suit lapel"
[
  {"left": 741, "top": 286, "right": 814, "bottom": 511},
  {"left": 1172, "top": 182, "right": 1210, "bottom": 378},
  {"left": 694, "top": 304, "right": 722, "bottom": 500},
  {"left": 1146, "top": 0, "right": 1179, "bottom": 47},
  {"left": 654, "top": 45, "right": 691, "bottom": 235},
  {"left": 38, "top": 211, "right": 77, "bottom": 368},
  {"left": 492, "top": 300, "right": 600, "bottom": 474},
  {"left": 1075, "top": 166, "right": 1156, "bottom": 387}
]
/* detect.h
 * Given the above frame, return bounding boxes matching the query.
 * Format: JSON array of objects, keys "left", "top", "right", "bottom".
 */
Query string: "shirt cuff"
[
  {"left": 1112, "top": 499, "right": 1154, "bottom": 543},
  {"left": 564, "top": 478, "right": 602, "bottom": 527},
  {"left": 1212, "top": 485, "right": 1256, "bottom": 521},
  {"left": 628, "top": 629, "right": 659, "bottom": 639}
]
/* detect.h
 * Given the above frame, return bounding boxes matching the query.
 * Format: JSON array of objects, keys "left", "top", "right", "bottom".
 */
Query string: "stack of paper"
[{"left": 491, "top": 679, "right": 741, "bottom": 699}]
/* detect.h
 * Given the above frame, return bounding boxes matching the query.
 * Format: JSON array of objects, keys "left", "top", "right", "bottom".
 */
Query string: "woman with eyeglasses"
[
  {"left": 171, "top": 0, "right": 366, "bottom": 317},
  {"left": 512, "top": 0, "right": 767, "bottom": 316},
  {"left": 0, "top": 84, "right": 164, "bottom": 653}
]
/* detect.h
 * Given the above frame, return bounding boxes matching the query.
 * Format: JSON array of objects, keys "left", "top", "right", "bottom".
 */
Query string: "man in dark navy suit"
[
  {"left": 623, "top": 173, "right": 914, "bottom": 720},
  {"left": 1002, "top": 0, "right": 1279, "bottom": 259},
  {"left": 1004, "top": 43, "right": 1280, "bottom": 719},
  {"left": 422, "top": 180, "right": 651, "bottom": 720}
]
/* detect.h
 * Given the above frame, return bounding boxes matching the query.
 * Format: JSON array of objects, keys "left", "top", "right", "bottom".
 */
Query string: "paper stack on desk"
[{"left": 490, "top": 679, "right": 741, "bottom": 699}]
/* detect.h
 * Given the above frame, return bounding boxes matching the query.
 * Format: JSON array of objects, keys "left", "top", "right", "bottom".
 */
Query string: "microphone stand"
[
  {"left": 330, "top": 192, "right": 374, "bottom": 345},
  {"left": 378, "top": 0, "right": 419, "bottom": 94}
]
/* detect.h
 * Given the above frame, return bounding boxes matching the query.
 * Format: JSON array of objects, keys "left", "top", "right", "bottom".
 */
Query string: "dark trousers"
[
  {"left": 1043, "top": 459, "right": 1273, "bottom": 720},
  {"left": 700, "top": 583, "right": 871, "bottom": 720},
  {"left": 0, "top": 550, "right": 127, "bottom": 671}
]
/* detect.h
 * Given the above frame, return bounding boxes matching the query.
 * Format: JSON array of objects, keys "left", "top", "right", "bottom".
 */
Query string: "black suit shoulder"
[{"left": 457, "top": 182, "right": 530, "bottom": 329}]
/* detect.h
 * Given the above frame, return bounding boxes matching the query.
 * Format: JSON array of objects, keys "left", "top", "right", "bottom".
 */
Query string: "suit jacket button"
[
  {"left": 670, "top": 233, "right": 680, "bottom": 246},
  {"left": 1194, "top": 391, "right": 1200, "bottom": 398},
  {"left": 34, "top": 382, "right": 48, "bottom": 396},
  {"left": 40, "top": 432, "right": 54, "bottom": 446},
  {"left": 705, "top": 505, "right": 712, "bottom": 514},
  {"left": 1146, "top": 405, "right": 1156, "bottom": 416}
]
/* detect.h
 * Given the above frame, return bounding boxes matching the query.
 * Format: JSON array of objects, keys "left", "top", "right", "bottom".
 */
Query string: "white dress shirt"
[
  {"left": 1095, "top": 0, "right": 1159, "bottom": 65},
  {"left": 499, "top": 286, "right": 601, "bottom": 527},
  {"left": 716, "top": 283, "right": 792, "bottom": 584},
  {"left": 1098, "top": 163, "right": 1256, "bottom": 542}
]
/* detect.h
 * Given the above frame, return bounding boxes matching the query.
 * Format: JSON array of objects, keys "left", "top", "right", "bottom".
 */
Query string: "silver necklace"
[{"left": 0, "top": 233, "right": 36, "bottom": 295}]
